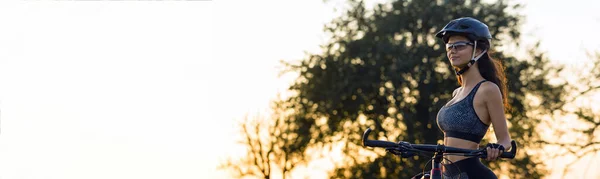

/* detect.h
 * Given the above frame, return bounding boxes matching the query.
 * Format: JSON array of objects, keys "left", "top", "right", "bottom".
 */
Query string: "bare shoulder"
[
  {"left": 480, "top": 81, "right": 500, "bottom": 93},
  {"left": 452, "top": 87, "right": 462, "bottom": 97},
  {"left": 479, "top": 81, "right": 502, "bottom": 101}
]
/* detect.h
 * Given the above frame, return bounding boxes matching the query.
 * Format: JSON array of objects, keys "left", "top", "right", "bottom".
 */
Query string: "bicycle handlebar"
[{"left": 362, "top": 128, "right": 517, "bottom": 159}]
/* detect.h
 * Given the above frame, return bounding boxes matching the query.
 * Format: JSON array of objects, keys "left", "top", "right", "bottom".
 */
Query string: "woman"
[{"left": 434, "top": 17, "right": 512, "bottom": 179}]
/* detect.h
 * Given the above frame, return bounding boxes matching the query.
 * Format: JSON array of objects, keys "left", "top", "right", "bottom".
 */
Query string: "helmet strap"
[{"left": 455, "top": 41, "right": 487, "bottom": 75}]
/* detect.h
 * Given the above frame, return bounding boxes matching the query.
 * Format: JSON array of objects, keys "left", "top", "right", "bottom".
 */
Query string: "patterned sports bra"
[{"left": 436, "top": 80, "right": 489, "bottom": 143}]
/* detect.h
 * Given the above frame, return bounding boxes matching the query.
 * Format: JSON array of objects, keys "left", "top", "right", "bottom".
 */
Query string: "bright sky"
[{"left": 0, "top": 0, "right": 598, "bottom": 179}]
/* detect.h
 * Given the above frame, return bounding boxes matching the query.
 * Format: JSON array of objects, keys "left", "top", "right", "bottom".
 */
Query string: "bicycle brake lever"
[
  {"left": 385, "top": 147, "right": 403, "bottom": 155},
  {"left": 385, "top": 147, "right": 416, "bottom": 158},
  {"left": 477, "top": 149, "right": 488, "bottom": 159},
  {"left": 401, "top": 151, "right": 416, "bottom": 158}
]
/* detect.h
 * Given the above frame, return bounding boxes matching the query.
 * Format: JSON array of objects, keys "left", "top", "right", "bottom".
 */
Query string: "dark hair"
[{"left": 455, "top": 51, "right": 510, "bottom": 111}]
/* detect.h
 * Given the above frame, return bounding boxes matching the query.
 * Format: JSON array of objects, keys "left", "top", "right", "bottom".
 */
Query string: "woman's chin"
[{"left": 450, "top": 60, "right": 466, "bottom": 67}]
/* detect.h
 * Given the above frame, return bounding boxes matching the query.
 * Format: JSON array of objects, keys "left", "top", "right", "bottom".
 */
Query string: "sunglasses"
[{"left": 445, "top": 41, "right": 474, "bottom": 51}]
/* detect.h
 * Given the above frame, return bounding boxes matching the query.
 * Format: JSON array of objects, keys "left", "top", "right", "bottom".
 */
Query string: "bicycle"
[{"left": 361, "top": 128, "right": 517, "bottom": 179}]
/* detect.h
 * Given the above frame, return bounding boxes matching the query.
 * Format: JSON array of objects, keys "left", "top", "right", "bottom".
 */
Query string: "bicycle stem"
[{"left": 431, "top": 152, "right": 443, "bottom": 179}]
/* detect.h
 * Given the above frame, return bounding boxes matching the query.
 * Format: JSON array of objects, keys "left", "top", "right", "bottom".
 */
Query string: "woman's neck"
[{"left": 459, "top": 64, "right": 485, "bottom": 88}]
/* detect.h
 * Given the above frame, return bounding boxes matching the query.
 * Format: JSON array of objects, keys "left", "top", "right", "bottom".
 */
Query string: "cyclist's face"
[{"left": 446, "top": 36, "right": 474, "bottom": 67}]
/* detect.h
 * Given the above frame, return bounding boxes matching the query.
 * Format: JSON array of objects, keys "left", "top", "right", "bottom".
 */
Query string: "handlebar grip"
[
  {"left": 482, "top": 140, "right": 518, "bottom": 159},
  {"left": 500, "top": 140, "right": 517, "bottom": 159},
  {"left": 499, "top": 152, "right": 513, "bottom": 158},
  {"left": 364, "top": 139, "right": 399, "bottom": 148},
  {"left": 362, "top": 128, "right": 399, "bottom": 148}
]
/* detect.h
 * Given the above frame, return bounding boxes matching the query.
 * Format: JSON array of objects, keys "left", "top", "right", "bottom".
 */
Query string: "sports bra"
[{"left": 436, "top": 80, "right": 489, "bottom": 143}]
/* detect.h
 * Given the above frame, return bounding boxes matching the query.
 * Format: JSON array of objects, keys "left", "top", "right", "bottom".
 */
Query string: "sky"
[{"left": 0, "top": 0, "right": 598, "bottom": 179}]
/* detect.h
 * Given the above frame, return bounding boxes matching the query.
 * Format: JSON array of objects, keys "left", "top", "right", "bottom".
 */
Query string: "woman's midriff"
[{"left": 443, "top": 137, "right": 480, "bottom": 164}]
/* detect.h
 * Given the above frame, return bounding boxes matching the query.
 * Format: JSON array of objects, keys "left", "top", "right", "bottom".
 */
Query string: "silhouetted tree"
[{"left": 219, "top": 99, "right": 308, "bottom": 179}]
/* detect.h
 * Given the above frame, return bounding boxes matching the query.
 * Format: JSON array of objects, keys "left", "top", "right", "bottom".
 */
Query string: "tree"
[
  {"left": 279, "top": 0, "right": 566, "bottom": 178},
  {"left": 219, "top": 99, "right": 308, "bottom": 179}
]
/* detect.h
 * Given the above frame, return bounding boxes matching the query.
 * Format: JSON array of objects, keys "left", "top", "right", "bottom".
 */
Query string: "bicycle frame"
[{"left": 362, "top": 128, "right": 517, "bottom": 179}]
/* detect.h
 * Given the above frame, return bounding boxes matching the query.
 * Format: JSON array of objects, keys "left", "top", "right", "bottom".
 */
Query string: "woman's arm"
[{"left": 481, "top": 82, "right": 512, "bottom": 160}]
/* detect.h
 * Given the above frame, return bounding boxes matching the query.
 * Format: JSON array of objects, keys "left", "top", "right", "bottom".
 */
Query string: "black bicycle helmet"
[
  {"left": 436, "top": 17, "right": 492, "bottom": 75},
  {"left": 435, "top": 17, "right": 491, "bottom": 46}
]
